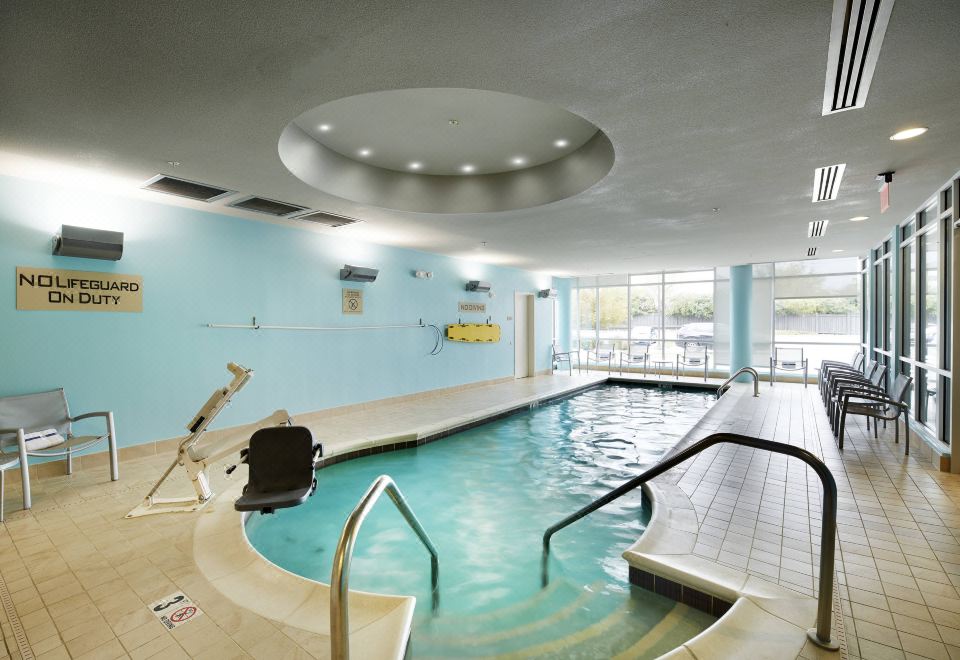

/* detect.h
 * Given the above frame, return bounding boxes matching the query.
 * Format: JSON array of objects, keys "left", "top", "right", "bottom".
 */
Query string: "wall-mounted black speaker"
[{"left": 53, "top": 225, "right": 124, "bottom": 261}]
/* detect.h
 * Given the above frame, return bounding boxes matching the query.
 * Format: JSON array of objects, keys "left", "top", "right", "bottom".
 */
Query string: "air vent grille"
[
  {"left": 228, "top": 196, "right": 307, "bottom": 217},
  {"left": 808, "top": 220, "right": 830, "bottom": 238},
  {"left": 142, "top": 175, "right": 234, "bottom": 202},
  {"left": 813, "top": 164, "right": 846, "bottom": 202},
  {"left": 294, "top": 211, "right": 362, "bottom": 228},
  {"left": 808, "top": 247, "right": 818, "bottom": 257},
  {"left": 822, "top": 0, "right": 895, "bottom": 115}
]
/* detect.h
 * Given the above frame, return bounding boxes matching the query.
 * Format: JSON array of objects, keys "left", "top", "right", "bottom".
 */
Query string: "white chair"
[
  {"left": 620, "top": 341, "right": 652, "bottom": 375},
  {"left": 586, "top": 340, "right": 616, "bottom": 372},
  {"left": 770, "top": 347, "right": 809, "bottom": 387},
  {"left": 0, "top": 388, "right": 119, "bottom": 512},
  {"left": 551, "top": 342, "right": 579, "bottom": 375},
  {"left": 676, "top": 342, "right": 708, "bottom": 381}
]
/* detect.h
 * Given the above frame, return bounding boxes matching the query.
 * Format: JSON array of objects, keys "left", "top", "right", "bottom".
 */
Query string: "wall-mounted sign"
[
  {"left": 16, "top": 266, "right": 143, "bottom": 312},
  {"left": 458, "top": 301, "right": 487, "bottom": 314},
  {"left": 342, "top": 288, "right": 363, "bottom": 314}
]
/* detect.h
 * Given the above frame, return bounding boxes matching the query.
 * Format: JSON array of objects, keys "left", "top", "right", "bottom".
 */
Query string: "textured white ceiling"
[{"left": 1, "top": 0, "right": 958, "bottom": 275}]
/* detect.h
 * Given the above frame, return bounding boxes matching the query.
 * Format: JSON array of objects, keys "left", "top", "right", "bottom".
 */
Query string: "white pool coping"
[{"left": 627, "top": 480, "right": 826, "bottom": 659}]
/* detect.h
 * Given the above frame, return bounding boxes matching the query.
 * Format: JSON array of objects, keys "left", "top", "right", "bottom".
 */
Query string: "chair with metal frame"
[
  {"left": 0, "top": 388, "right": 119, "bottom": 514},
  {"left": 619, "top": 341, "right": 653, "bottom": 376},
  {"left": 836, "top": 373, "right": 913, "bottom": 452},
  {"left": 819, "top": 353, "right": 865, "bottom": 400},
  {"left": 770, "top": 347, "right": 809, "bottom": 387},
  {"left": 827, "top": 363, "right": 887, "bottom": 430},
  {"left": 586, "top": 340, "right": 616, "bottom": 373},
  {"left": 676, "top": 342, "right": 708, "bottom": 381},
  {"left": 551, "top": 342, "right": 580, "bottom": 376},
  {"left": 821, "top": 358, "right": 873, "bottom": 405}
]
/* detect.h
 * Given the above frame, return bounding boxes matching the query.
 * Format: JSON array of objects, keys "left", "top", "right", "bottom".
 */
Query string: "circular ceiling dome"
[{"left": 278, "top": 88, "right": 614, "bottom": 213}]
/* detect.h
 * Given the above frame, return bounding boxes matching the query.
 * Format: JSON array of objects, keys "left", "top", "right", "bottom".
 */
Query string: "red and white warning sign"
[{"left": 148, "top": 591, "right": 204, "bottom": 630}]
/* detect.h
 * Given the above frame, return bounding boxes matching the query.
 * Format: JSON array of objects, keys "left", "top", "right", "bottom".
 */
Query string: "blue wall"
[{"left": 0, "top": 176, "right": 555, "bottom": 447}]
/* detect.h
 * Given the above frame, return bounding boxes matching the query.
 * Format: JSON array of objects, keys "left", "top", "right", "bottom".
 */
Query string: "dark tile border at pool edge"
[
  {"left": 316, "top": 381, "right": 606, "bottom": 469},
  {"left": 628, "top": 566, "right": 730, "bottom": 619}
]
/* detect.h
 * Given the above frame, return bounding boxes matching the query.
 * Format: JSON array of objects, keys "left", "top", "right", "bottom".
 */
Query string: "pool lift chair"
[
  {"left": 126, "top": 363, "right": 293, "bottom": 517},
  {"left": 676, "top": 342, "right": 709, "bottom": 381},
  {"left": 835, "top": 373, "right": 913, "bottom": 452},
  {"left": 770, "top": 347, "right": 809, "bottom": 387},
  {"left": 234, "top": 426, "right": 322, "bottom": 514}
]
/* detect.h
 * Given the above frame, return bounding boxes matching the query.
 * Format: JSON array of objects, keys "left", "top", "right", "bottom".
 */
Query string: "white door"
[{"left": 514, "top": 293, "right": 535, "bottom": 378}]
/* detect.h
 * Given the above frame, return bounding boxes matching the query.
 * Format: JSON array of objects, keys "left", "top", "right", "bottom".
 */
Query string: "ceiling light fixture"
[
  {"left": 890, "top": 127, "right": 928, "bottom": 141},
  {"left": 832, "top": 249, "right": 845, "bottom": 253},
  {"left": 849, "top": 216, "right": 869, "bottom": 222},
  {"left": 357, "top": 148, "right": 371, "bottom": 157},
  {"left": 408, "top": 161, "right": 422, "bottom": 171},
  {"left": 318, "top": 124, "right": 332, "bottom": 132},
  {"left": 460, "top": 164, "right": 476, "bottom": 174},
  {"left": 166, "top": 160, "right": 180, "bottom": 167},
  {"left": 553, "top": 139, "right": 569, "bottom": 148},
  {"left": 448, "top": 119, "right": 460, "bottom": 126},
  {"left": 510, "top": 156, "right": 527, "bottom": 166}
]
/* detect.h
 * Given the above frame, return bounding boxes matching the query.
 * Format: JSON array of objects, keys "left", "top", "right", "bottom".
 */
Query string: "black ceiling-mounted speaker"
[{"left": 53, "top": 225, "right": 124, "bottom": 261}]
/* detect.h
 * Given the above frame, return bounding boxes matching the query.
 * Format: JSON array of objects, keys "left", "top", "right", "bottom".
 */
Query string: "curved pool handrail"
[
  {"left": 330, "top": 474, "right": 439, "bottom": 660},
  {"left": 718, "top": 366, "right": 760, "bottom": 398},
  {"left": 541, "top": 432, "right": 839, "bottom": 651}
]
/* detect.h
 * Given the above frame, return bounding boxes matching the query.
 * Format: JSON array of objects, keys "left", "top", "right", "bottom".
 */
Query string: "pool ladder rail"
[
  {"left": 330, "top": 474, "right": 439, "bottom": 660},
  {"left": 717, "top": 366, "right": 760, "bottom": 398},
  {"left": 541, "top": 432, "right": 840, "bottom": 652}
]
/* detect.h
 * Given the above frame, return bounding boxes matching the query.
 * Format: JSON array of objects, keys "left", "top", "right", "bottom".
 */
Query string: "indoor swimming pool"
[{"left": 245, "top": 385, "right": 717, "bottom": 658}]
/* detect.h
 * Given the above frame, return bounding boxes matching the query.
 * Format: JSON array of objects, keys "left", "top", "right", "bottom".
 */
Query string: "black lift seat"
[{"left": 234, "top": 426, "right": 321, "bottom": 513}]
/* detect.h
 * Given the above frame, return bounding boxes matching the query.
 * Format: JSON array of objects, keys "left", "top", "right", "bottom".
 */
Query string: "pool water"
[{"left": 246, "top": 385, "right": 717, "bottom": 658}]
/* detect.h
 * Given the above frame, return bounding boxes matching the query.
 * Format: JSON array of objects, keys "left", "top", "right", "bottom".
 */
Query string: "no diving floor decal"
[{"left": 149, "top": 591, "right": 204, "bottom": 630}]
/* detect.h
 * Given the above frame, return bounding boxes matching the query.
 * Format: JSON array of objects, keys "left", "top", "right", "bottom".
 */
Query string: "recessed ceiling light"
[
  {"left": 357, "top": 148, "right": 371, "bottom": 157},
  {"left": 890, "top": 127, "right": 927, "bottom": 141},
  {"left": 460, "top": 164, "right": 475, "bottom": 174},
  {"left": 318, "top": 124, "right": 332, "bottom": 132},
  {"left": 448, "top": 119, "right": 460, "bottom": 126},
  {"left": 849, "top": 216, "right": 869, "bottom": 222},
  {"left": 166, "top": 160, "right": 181, "bottom": 167},
  {"left": 510, "top": 156, "right": 527, "bottom": 166},
  {"left": 408, "top": 161, "right": 422, "bottom": 170},
  {"left": 553, "top": 139, "right": 569, "bottom": 148},
  {"left": 832, "top": 249, "right": 845, "bottom": 253}
]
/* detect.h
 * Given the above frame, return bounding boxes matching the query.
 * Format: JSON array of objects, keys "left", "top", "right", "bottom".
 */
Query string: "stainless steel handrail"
[
  {"left": 717, "top": 366, "right": 760, "bottom": 397},
  {"left": 541, "top": 432, "right": 839, "bottom": 651},
  {"left": 330, "top": 475, "right": 439, "bottom": 660}
]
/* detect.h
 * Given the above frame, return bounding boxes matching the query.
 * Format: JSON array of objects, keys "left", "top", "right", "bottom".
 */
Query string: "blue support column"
[
  {"left": 553, "top": 277, "right": 572, "bottom": 352},
  {"left": 730, "top": 265, "right": 753, "bottom": 380}
]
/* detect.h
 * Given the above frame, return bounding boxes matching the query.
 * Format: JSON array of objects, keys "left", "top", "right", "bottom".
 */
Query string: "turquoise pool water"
[{"left": 245, "top": 384, "right": 717, "bottom": 658}]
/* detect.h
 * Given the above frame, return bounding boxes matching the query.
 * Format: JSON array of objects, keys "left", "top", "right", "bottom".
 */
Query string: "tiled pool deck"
[{"left": 0, "top": 374, "right": 954, "bottom": 659}]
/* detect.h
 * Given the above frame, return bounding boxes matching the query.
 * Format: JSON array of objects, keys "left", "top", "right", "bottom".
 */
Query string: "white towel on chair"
[{"left": 22, "top": 428, "right": 66, "bottom": 451}]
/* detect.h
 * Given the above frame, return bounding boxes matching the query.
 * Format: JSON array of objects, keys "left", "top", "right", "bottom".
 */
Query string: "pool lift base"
[
  {"left": 807, "top": 629, "right": 841, "bottom": 651},
  {"left": 126, "top": 363, "right": 293, "bottom": 518}
]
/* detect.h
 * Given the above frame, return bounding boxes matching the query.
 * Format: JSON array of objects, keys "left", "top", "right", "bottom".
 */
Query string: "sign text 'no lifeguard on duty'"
[{"left": 16, "top": 266, "right": 143, "bottom": 312}]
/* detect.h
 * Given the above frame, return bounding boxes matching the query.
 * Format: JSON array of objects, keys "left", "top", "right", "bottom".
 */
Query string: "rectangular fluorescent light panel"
[
  {"left": 812, "top": 164, "right": 846, "bottom": 202},
  {"left": 822, "top": 0, "right": 896, "bottom": 115},
  {"left": 808, "top": 219, "right": 829, "bottom": 238}
]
